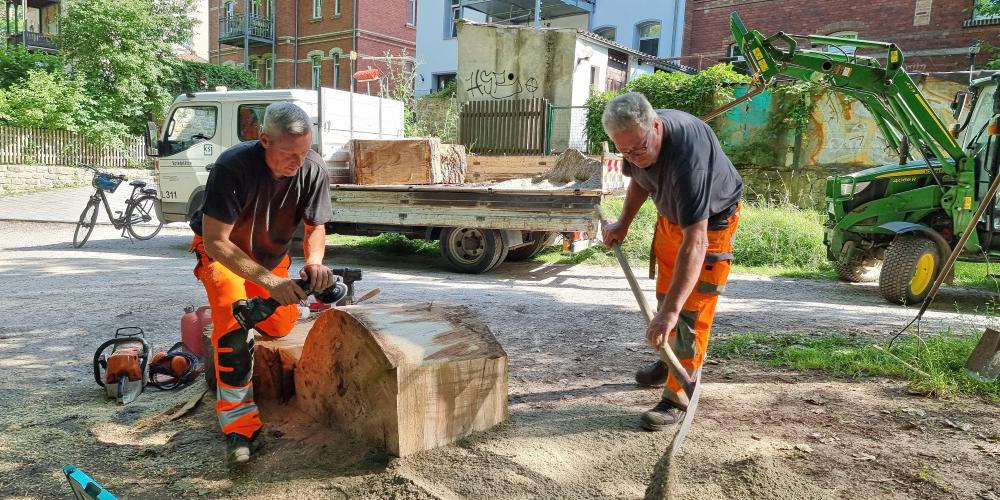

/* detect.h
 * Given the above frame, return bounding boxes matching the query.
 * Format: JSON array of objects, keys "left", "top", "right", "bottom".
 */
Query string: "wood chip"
[
  {"left": 795, "top": 444, "right": 813, "bottom": 453},
  {"left": 852, "top": 453, "right": 877, "bottom": 461},
  {"left": 168, "top": 389, "right": 208, "bottom": 421},
  {"left": 804, "top": 395, "right": 827, "bottom": 406}
]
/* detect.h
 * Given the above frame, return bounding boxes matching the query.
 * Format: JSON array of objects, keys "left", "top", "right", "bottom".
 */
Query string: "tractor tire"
[
  {"left": 833, "top": 247, "right": 882, "bottom": 283},
  {"left": 439, "top": 227, "right": 508, "bottom": 274},
  {"left": 878, "top": 235, "right": 939, "bottom": 305}
]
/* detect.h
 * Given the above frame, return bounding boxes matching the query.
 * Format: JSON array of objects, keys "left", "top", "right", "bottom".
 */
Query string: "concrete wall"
[
  {"left": 590, "top": 0, "right": 685, "bottom": 58},
  {"left": 0, "top": 166, "right": 152, "bottom": 196},
  {"left": 456, "top": 23, "right": 577, "bottom": 106}
]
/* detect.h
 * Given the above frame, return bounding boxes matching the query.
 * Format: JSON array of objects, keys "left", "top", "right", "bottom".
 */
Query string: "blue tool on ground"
[{"left": 64, "top": 465, "right": 117, "bottom": 500}]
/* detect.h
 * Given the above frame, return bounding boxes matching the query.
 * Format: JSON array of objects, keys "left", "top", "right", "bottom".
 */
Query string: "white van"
[{"left": 149, "top": 87, "right": 403, "bottom": 223}]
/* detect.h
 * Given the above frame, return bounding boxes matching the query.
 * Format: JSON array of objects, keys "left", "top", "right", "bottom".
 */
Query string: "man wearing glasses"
[{"left": 601, "top": 92, "right": 743, "bottom": 431}]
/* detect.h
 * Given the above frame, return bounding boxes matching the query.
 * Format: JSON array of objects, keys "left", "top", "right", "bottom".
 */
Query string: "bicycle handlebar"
[{"left": 79, "top": 164, "right": 126, "bottom": 181}]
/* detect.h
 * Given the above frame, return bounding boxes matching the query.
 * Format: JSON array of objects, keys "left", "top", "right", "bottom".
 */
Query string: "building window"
[
  {"left": 334, "top": 0, "right": 340, "bottom": 16},
  {"left": 265, "top": 58, "right": 274, "bottom": 87},
  {"left": 237, "top": 104, "right": 266, "bottom": 141},
  {"left": 593, "top": 26, "right": 616, "bottom": 42},
  {"left": 447, "top": 0, "right": 460, "bottom": 38},
  {"left": 311, "top": 56, "right": 322, "bottom": 89},
  {"left": 434, "top": 73, "right": 456, "bottom": 91},
  {"left": 589, "top": 65, "right": 600, "bottom": 90},
  {"left": 312, "top": 0, "right": 322, "bottom": 19},
  {"left": 636, "top": 22, "right": 661, "bottom": 56},
  {"left": 224, "top": 1, "right": 234, "bottom": 17},
  {"left": 251, "top": 60, "right": 261, "bottom": 85},
  {"left": 250, "top": 0, "right": 260, "bottom": 16},
  {"left": 407, "top": 0, "right": 417, "bottom": 25},
  {"left": 826, "top": 31, "right": 858, "bottom": 56},
  {"left": 332, "top": 53, "right": 341, "bottom": 89},
  {"left": 974, "top": 0, "right": 1000, "bottom": 20}
]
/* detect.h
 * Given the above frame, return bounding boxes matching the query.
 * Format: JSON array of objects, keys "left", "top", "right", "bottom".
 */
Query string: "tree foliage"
[
  {"left": 0, "top": 69, "right": 88, "bottom": 130},
  {"left": 167, "top": 60, "right": 259, "bottom": 97},
  {"left": 58, "top": 0, "right": 197, "bottom": 136},
  {"left": 0, "top": 46, "right": 64, "bottom": 89},
  {"left": 977, "top": 0, "right": 1000, "bottom": 16}
]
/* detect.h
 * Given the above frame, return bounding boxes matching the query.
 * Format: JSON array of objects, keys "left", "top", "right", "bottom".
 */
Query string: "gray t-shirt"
[
  {"left": 623, "top": 110, "right": 743, "bottom": 228},
  {"left": 192, "top": 141, "right": 331, "bottom": 270}
]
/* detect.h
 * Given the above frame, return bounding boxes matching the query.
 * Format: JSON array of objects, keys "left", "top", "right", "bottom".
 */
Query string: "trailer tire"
[
  {"left": 833, "top": 245, "right": 881, "bottom": 283},
  {"left": 505, "top": 231, "right": 552, "bottom": 262},
  {"left": 440, "top": 227, "right": 507, "bottom": 274},
  {"left": 878, "top": 235, "right": 939, "bottom": 305}
]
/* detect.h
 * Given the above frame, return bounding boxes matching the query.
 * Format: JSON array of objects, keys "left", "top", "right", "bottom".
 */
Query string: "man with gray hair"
[
  {"left": 601, "top": 92, "right": 742, "bottom": 431},
  {"left": 188, "top": 102, "right": 333, "bottom": 465}
]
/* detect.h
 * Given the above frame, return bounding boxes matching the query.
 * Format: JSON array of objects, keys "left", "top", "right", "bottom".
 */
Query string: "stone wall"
[{"left": 0, "top": 165, "right": 154, "bottom": 196}]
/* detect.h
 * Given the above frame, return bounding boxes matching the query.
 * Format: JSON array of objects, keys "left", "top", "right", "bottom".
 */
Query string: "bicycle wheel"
[
  {"left": 125, "top": 195, "right": 163, "bottom": 240},
  {"left": 73, "top": 200, "right": 99, "bottom": 248}
]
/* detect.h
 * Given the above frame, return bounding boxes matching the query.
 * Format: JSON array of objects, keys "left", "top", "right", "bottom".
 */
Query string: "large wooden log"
[
  {"left": 252, "top": 320, "right": 313, "bottom": 403},
  {"left": 295, "top": 303, "right": 508, "bottom": 457},
  {"left": 350, "top": 138, "right": 466, "bottom": 185},
  {"left": 465, "top": 154, "right": 560, "bottom": 182}
]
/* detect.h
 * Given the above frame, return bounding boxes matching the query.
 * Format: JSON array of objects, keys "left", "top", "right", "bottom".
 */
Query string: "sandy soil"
[{"left": 0, "top": 220, "right": 998, "bottom": 499}]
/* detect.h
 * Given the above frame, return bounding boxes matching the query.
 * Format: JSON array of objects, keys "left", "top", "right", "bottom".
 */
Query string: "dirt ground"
[{"left": 1, "top": 220, "right": 998, "bottom": 499}]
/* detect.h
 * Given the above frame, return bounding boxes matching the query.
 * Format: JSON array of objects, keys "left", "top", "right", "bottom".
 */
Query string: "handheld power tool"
[
  {"left": 232, "top": 277, "right": 349, "bottom": 331},
  {"left": 93, "top": 327, "right": 150, "bottom": 405}
]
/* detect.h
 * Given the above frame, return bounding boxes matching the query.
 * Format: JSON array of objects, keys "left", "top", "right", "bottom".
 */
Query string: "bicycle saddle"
[{"left": 129, "top": 180, "right": 147, "bottom": 188}]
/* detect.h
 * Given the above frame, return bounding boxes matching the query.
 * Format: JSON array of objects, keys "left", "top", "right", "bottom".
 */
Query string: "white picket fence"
[{"left": 0, "top": 126, "right": 147, "bottom": 167}]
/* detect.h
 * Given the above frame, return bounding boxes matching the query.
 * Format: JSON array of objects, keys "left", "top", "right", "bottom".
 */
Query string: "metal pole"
[
  {"left": 242, "top": 0, "right": 249, "bottom": 70},
  {"left": 21, "top": 0, "right": 26, "bottom": 49},
  {"left": 534, "top": 0, "right": 541, "bottom": 27}
]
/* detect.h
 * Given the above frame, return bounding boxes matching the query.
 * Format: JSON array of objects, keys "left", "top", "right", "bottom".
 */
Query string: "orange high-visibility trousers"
[
  {"left": 653, "top": 207, "right": 739, "bottom": 406},
  {"left": 189, "top": 235, "right": 297, "bottom": 438}
]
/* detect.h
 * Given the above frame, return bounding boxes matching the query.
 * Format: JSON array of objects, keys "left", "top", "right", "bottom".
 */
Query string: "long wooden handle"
[{"left": 600, "top": 210, "right": 696, "bottom": 396}]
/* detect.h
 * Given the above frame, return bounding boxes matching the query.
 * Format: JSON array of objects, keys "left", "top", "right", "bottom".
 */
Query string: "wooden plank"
[
  {"left": 329, "top": 207, "right": 599, "bottom": 233},
  {"left": 352, "top": 138, "right": 467, "bottom": 185},
  {"left": 295, "top": 303, "right": 508, "bottom": 457}
]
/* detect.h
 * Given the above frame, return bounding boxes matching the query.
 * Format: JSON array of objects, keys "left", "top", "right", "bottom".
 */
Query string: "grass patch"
[
  {"left": 710, "top": 331, "right": 1000, "bottom": 400},
  {"left": 328, "top": 233, "right": 438, "bottom": 256}
]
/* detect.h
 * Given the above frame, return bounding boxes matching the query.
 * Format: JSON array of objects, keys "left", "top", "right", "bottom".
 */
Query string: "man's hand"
[
  {"left": 265, "top": 276, "right": 307, "bottom": 306},
  {"left": 602, "top": 220, "right": 629, "bottom": 247},
  {"left": 646, "top": 309, "right": 678, "bottom": 350},
  {"left": 300, "top": 263, "right": 334, "bottom": 292}
]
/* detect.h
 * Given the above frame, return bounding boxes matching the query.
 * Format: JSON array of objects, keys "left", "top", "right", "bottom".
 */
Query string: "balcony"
[
  {"left": 218, "top": 14, "right": 274, "bottom": 47},
  {"left": 463, "top": 0, "right": 595, "bottom": 23},
  {"left": 7, "top": 31, "right": 57, "bottom": 52}
]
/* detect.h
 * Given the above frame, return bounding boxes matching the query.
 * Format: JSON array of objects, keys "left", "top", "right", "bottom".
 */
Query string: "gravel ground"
[{"left": 0, "top": 220, "right": 997, "bottom": 499}]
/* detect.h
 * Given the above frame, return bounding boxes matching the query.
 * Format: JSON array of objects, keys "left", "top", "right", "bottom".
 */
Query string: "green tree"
[
  {"left": 0, "top": 45, "right": 64, "bottom": 88},
  {"left": 58, "top": 0, "right": 196, "bottom": 136},
  {"left": 0, "top": 69, "right": 88, "bottom": 130}
]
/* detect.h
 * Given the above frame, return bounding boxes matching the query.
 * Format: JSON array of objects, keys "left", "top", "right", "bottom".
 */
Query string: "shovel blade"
[
  {"left": 668, "top": 367, "right": 702, "bottom": 460},
  {"left": 965, "top": 328, "right": 1000, "bottom": 381}
]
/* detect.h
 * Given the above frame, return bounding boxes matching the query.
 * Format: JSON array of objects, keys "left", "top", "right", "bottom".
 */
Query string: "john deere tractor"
[{"left": 730, "top": 13, "right": 1000, "bottom": 305}]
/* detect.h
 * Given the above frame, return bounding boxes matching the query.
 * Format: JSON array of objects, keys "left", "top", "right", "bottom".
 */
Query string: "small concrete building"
[{"left": 457, "top": 21, "right": 677, "bottom": 151}]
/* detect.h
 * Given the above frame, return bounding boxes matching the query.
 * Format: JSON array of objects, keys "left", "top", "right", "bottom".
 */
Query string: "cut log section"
[
  {"left": 466, "top": 155, "right": 560, "bottom": 182},
  {"left": 253, "top": 320, "right": 313, "bottom": 403},
  {"left": 350, "top": 138, "right": 467, "bottom": 185},
  {"left": 295, "top": 303, "right": 508, "bottom": 457}
]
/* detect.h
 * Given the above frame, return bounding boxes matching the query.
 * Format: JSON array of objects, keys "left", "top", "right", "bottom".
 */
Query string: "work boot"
[
  {"left": 640, "top": 398, "right": 683, "bottom": 431},
  {"left": 634, "top": 360, "right": 669, "bottom": 387},
  {"left": 226, "top": 433, "right": 251, "bottom": 467}
]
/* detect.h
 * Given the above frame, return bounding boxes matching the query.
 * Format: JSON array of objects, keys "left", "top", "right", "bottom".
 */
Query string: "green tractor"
[{"left": 730, "top": 13, "right": 1000, "bottom": 305}]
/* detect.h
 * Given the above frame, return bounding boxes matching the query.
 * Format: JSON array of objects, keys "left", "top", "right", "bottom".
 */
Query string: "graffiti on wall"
[{"left": 465, "top": 70, "right": 539, "bottom": 100}]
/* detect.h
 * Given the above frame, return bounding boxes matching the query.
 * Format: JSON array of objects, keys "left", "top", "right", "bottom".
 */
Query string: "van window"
[
  {"left": 162, "top": 106, "right": 218, "bottom": 156},
  {"left": 238, "top": 104, "right": 267, "bottom": 141}
]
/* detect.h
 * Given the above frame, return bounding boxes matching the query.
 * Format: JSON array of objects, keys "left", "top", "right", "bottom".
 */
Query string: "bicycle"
[{"left": 73, "top": 164, "right": 164, "bottom": 248}]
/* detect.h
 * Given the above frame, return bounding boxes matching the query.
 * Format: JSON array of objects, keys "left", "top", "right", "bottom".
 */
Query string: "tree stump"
[{"left": 295, "top": 303, "right": 508, "bottom": 457}]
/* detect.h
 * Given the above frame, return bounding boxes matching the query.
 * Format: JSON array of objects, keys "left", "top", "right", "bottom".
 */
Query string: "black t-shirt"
[
  {"left": 191, "top": 141, "right": 331, "bottom": 270},
  {"left": 622, "top": 109, "right": 743, "bottom": 228}
]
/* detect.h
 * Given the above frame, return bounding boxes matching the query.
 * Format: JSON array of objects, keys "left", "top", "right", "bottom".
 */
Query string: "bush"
[
  {"left": 0, "top": 69, "right": 87, "bottom": 130},
  {"left": 0, "top": 45, "right": 64, "bottom": 89}
]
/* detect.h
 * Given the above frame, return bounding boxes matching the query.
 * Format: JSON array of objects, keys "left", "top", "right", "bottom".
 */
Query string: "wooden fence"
[
  {"left": 0, "top": 126, "right": 147, "bottom": 167},
  {"left": 459, "top": 98, "right": 549, "bottom": 155}
]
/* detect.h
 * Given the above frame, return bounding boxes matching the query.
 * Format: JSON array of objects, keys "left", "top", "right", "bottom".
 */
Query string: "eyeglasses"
[{"left": 619, "top": 127, "right": 652, "bottom": 158}]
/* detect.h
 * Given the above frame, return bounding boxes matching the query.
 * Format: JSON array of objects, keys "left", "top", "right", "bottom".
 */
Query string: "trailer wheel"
[
  {"left": 833, "top": 244, "right": 881, "bottom": 283},
  {"left": 878, "top": 235, "right": 939, "bottom": 305},
  {"left": 440, "top": 227, "right": 508, "bottom": 274},
  {"left": 505, "top": 232, "right": 553, "bottom": 262}
]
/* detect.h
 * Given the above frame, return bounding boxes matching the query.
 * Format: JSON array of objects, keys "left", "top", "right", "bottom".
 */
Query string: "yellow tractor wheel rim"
[{"left": 910, "top": 253, "right": 935, "bottom": 296}]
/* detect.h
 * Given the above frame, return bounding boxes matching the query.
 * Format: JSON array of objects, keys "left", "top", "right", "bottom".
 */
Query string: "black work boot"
[
  {"left": 640, "top": 398, "right": 683, "bottom": 431},
  {"left": 226, "top": 433, "right": 251, "bottom": 467},
  {"left": 635, "top": 360, "right": 669, "bottom": 387}
]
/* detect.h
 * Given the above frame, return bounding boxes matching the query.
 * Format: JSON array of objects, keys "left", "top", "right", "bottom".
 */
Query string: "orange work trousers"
[
  {"left": 189, "top": 235, "right": 297, "bottom": 438},
  {"left": 652, "top": 207, "right": 739, "bottom": 406}
]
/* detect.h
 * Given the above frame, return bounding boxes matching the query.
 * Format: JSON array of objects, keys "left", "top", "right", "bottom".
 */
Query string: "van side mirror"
[{"left": 144, "top": 121, "right": 159, "bottom": 157}]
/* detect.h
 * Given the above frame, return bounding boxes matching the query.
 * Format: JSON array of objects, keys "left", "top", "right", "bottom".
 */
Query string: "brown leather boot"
[{"left": 634, "top": 360, "right": 668, "bottom": 387}]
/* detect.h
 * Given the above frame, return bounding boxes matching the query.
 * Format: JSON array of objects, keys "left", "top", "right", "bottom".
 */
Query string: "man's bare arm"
[
  {"left": 301, "top": 223, "right": 333, "bottom": 292},
  {"left": 202, "top": 214, "right": 305, "bottom": 305},
  {"left": 602, "top": 180, "right": 650, "bottom": 246}
]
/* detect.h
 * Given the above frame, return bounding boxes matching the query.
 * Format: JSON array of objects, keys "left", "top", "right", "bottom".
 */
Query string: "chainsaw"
[{"left": 92, "top": 327, "right": 151, "bottom": 405}]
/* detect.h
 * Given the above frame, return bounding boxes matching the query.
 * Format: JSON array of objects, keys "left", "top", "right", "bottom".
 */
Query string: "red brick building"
[
  {"left": 209, "top": 0, "right": 416, "bottom": 93},
  {"left": 683, "top": 0, "right": 1000, "bottom": 73}
]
